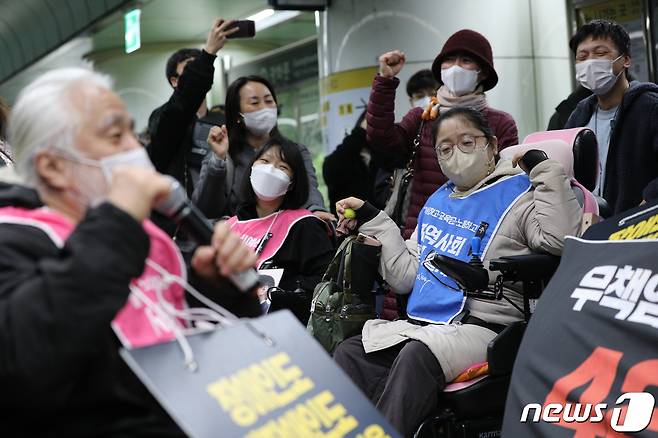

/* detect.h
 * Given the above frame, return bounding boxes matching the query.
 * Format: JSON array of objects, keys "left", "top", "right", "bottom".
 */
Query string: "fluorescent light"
[
  {"left": 244, "top": 8, "right": 301, "bottom": 32},
  {"left": 247, "top": 8, "right": 275, "bottom": 22},
  {"left": 300, "top": 113, "right": 319, "bottom": 123},
  {"left": 252, "top": 10, "right": 301, "bottom": 32}
]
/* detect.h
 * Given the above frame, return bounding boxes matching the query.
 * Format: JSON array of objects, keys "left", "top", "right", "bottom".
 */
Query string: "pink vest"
[
  {"left": 227, "top": 209, "right": 316, "bottom": 268},
  {"left": 0, "top": 206, "right": 188, "bottom": 349}
]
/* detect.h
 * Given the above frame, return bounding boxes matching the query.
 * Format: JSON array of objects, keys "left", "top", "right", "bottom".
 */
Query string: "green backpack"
[{"left": 307, "top": 235, "right": 379, "bottom": 354}]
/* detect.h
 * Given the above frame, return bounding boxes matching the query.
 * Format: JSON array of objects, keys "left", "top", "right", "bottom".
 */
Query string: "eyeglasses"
[{"left": 435, "top": 135, "right": 488, "bottom": 160}]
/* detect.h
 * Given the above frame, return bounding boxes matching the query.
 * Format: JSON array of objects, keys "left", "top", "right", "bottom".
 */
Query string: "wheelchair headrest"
[
  {"left": 499, "top": 139, "right": 575, "bottom": 179},
  {"left": 522, "top": 128, "right": 599, "bottom": 191},
  {"left": 500, "top": 135, "right": 603, "bottom": 224}
]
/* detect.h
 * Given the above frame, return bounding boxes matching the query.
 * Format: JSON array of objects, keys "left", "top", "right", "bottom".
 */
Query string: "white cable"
[
  {"left": 129, "top": 284, "right": 198, "bottom": 372},
  {"left": 145, "top": 258, "right": 239, "bottom": 324},
  {"left": 150, "top": 273, "right": 231, "bottom": 325},
  {"left": 124, "top": 257, "right": 262, "bottom": 371},
  {"left": 119, "top": 257, "right": 256, "bottom": 372}
]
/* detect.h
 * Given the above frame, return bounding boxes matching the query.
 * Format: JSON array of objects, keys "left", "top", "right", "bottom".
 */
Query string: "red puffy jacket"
[{"left": 366, "top": 74, "right": 519, "bottom": 319}]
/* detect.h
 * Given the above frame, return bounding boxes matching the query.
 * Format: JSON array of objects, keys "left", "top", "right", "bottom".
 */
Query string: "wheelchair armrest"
[
  {"left": 487, "top": 321, "right": 526, "bottom": 376},
  {"left": 489, "top": 254, "right": 559, "bottom": 318},
  {"left": 489, "top": 253, "right": 559, "bottom": 284},
  {"left": 427, "top": 253, "right": 489, "bottom": 292}
]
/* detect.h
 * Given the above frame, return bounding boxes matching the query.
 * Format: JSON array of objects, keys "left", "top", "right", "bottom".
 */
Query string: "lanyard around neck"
[{"left": 255, "top": 211, "right": 281, "bottom": 255}]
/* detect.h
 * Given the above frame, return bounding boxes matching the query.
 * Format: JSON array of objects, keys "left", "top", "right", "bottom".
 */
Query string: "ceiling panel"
[
  {"left": 0, "top": 0, "right": 316, "bottom": 85},
  {"left": 0, "top": 0, "right": 130, "bottom": 83},
  {"left": 90, "top": 0, "right": 316, "bottom": 52}
]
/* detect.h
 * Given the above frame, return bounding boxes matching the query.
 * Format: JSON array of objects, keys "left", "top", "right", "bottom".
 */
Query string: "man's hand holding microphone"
[{"left": 106, "top": 165, "right": 258, "bottom": 291}]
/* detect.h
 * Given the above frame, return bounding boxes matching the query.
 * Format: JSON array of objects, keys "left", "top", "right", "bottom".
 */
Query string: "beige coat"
[{"left": 358, "top": 159, "right": 582, "bottom": 381}]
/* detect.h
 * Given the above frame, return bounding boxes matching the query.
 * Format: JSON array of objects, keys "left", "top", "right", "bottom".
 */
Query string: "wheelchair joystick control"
[
  {"left": 469, "top": 236, "right": 484, "bottom": 268},
  {"left": 469, "top": 221, "right": 489, "bottom": 268}
]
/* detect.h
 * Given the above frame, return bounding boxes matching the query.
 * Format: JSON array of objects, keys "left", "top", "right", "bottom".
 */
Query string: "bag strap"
[
  {"left": 391, "top": 120, "right": 425, "bottom": 225},
  {"left": 321, "top": 235, "right": 356, "bottom": 283},
  {"left": 337, "top": 239, "right": 355, "bottom": 304},
  {"left": 391, "top": 173, "right": 412, "bottom": 226},
  {"left": 404, "top": 119, "right": 425, "bottom": 178}
]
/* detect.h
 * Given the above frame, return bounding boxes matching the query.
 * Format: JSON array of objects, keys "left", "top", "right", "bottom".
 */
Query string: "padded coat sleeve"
[
  {"left": 192, "top": 152, "right": 230, "bottom": 219},
  {"left": 366, "top": 74, "right": 422, "bottom": 162},
  {"left": 516, "top": 159, "right": 583, "bottom": 255}
]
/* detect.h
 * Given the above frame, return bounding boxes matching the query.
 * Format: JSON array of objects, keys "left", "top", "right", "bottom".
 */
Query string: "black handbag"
[{"left": 383, "top": 120, "right": 426, "bottom": 228}]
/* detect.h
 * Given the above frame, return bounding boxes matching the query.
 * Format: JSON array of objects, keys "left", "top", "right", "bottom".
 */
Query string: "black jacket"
[
  {"left": 323, "top": 127, "right": 390, "bottom": 215},
  {"left": 147, "top": 50, "right": 216, "bottom": 196},
  {"left": 235, "top": 205, "right": 335, "bottom": 323},
  {"left": 147, "top": 50, "right": 219, "bottom": 236},
  {"left": 147, "top": 50, "right": 216, "bottom": 198},
  {"left": 547, "top": 86, "right": 592, "bottom": 131},
  {"left": 643, "top": 176, "right": 658, "bottom": 202},
  {"left": 0, "top": 183, "right": 260, "bottom": 436},
  {"left": 565, "top": 81, "right": 658, "bottom": 214}
]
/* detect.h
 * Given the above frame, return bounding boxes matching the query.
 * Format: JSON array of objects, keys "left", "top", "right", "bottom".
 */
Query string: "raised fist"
[{"left": 378, "top": 50, "right": 406, "bottom": 78}]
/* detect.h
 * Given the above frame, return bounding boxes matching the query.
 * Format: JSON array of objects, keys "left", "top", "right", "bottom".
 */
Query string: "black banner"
[
  {"left": 121, "top": 310, "right": 400, "bottom": 438},
  {"left": 503, "top": 235, "right": 658, "bottom": 436},
  {"left": 584, "top": 198, "right": 658, "bottom": 242}
]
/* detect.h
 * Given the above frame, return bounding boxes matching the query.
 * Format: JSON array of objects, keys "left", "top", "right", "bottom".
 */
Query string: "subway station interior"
[{"left": 1, "top": 1, "right": 658, "bottom": 437}]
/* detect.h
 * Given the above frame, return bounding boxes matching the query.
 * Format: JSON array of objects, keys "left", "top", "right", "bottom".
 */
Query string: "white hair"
[{"left": 8, "top": 67, "right": 113, "bottom": 185}]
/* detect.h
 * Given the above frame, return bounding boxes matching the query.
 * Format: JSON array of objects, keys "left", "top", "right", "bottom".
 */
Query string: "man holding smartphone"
[{"left": 147, "top": 18, "right": 239, "bottom": 235}]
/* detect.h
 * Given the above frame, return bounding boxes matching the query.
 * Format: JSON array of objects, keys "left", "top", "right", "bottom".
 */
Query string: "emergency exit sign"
[{"left": 124, "top": 9, "right": 141, "bottom": 54}]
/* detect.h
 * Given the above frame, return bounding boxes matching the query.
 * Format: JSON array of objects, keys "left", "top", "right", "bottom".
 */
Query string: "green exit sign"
[{"left": 124, "top": 9, "right": 141, "bottom": 54}]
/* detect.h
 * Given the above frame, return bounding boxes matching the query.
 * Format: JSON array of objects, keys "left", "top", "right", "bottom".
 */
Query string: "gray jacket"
[
  {"left": 192, "top": 141, "right": 326, "bottom": 219},
  {"left": 357, "top": 159, "right": 583, "bottom": 378}
]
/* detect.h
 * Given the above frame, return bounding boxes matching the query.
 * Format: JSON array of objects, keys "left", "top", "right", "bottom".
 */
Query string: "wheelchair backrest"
[
  {"left": 500, "top": 138, "right": 599, "bottom": 226},
  {"left": 522, "top": 129, "right": 612, "bottom": 219},
  {"left": 522, "top": 127, "right": 598, "bottom": 192}
]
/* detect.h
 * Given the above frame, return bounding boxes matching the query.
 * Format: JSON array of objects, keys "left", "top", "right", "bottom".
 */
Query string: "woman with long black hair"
[{"left": 192, "top": 75, "right": 331, "bottom": 220}]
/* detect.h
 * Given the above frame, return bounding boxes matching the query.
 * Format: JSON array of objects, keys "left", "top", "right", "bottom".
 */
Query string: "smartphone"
[
  {"left": 226, "top": 20, "right": 256, "bottom": 39},
  {"left": 356, "top": 233, "right": 381, "bottom": 247}
]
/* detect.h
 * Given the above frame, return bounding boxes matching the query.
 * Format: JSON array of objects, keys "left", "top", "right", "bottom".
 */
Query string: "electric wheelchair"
[{"left": 409, "top": 128, "right": 610, "bottom": 438}]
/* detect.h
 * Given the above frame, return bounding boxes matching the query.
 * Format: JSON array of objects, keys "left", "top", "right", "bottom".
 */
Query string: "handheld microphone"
[{"left": 155, "top": 177, "right": 260, "bottom": 292}]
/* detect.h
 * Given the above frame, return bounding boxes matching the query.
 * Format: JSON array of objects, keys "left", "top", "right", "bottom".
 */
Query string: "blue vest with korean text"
[{"left": 407, "top": 173, "right": 532, "bottom": 324}]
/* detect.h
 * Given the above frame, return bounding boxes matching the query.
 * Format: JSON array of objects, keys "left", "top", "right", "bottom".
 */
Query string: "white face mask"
[
  {"left": 241, "top": 108, "right": 278, "bottom": 137},
  {"left": 97, "top": 147, "right": 155, "bottom": 182},
  {"left": 412, "top": 96, "right": 431, "bottom": 109},
  {"left": 441, "top": 65, "right": 480, "bottom": 96},
  {"left": 250, "top": 163, "right": 291, "bottom": 201},
  {"left": 64, "top": 147, "right": 154, "bottom": 205},
  {"left": 575, "top": 55, "right": 623, "bottom": 95}
]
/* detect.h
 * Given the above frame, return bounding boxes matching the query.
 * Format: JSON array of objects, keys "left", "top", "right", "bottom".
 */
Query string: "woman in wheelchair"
[
  {"left": 333, "top": 107, "right": 583, "bottom": 436},
  {"left": 223, "top": 137, "right": 334, "bottom": 323}
]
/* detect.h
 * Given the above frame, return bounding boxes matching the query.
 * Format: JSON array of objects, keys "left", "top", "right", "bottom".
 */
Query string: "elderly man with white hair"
[{"left": 0, "top": 66, "right": 261, "bottom": 436}]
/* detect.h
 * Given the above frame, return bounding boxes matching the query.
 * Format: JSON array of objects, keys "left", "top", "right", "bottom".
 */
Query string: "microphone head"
[{"left": 155, "top": 176, "right": 187, "bottom": 218}]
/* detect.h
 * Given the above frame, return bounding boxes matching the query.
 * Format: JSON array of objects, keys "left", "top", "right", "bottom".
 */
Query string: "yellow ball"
[{"left": 344, "top": 208, "right": 356, "bottom": 219}]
